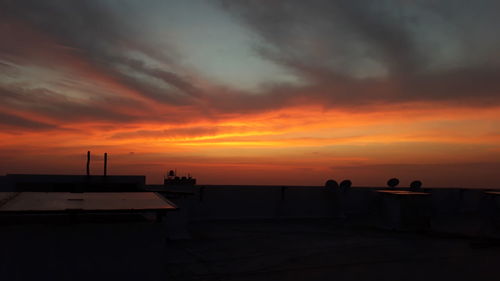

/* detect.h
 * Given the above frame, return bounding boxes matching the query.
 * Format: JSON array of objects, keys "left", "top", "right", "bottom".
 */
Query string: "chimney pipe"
[
  {"left": 104, "top": 152, "right": 108, "bottom": 176},
  {"left": 86, "top": 151, "right": 91, "bottom": 176}
]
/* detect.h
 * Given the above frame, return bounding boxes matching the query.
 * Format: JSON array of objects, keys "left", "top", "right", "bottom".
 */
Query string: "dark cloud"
[
  {"left": 1, "top": 0, "right": 500, "bottom": 133},
  {"left": 0, "top": 0, "right": 201, "bottom": 107},
  {"left": 218, "top": 0, "right": 500, "bottom": 107},
  {"left": 99, "top": 56, "right": 203, "bottom": 105},
  {"left": 219, "top": 1, "right": 421, "bottom": 76},
  {"left": 0, "top": 112, "right": 58, "bottom": 131},
  {"left": 0, "top": 86, "right": 142, "bottom": 123},
  {"left": 115, "top": 57, "right": 201, "bottom": 98}
]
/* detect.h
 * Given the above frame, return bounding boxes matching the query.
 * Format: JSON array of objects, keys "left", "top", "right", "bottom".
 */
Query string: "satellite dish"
[
  {"left": 340, "top": 180, "right": 352, "bottom": 190},
  {"left": 325, "top": 179, "right": 339, "bottom": 189},
  {"left": 410, "top": 180, "right": 422, "bottom": 190},
  {"left": 387, "top": 178, "right": 399, "bottom": 188}
]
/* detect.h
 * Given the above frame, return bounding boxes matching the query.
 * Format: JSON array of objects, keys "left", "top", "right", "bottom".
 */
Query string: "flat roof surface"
[
  {"left": 165, "top": 220, "right": 500, "bottom": 281},
  {"left": 0, "top": 192, "right": 176, "bottom": 213},
  {"left": 0, "top": 219, "right": 499, "bottom": 281}
]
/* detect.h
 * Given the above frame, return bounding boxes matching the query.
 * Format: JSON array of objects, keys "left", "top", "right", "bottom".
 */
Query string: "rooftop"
[{"left": 1, "top": 217, "right": 499, "bottom": 281}]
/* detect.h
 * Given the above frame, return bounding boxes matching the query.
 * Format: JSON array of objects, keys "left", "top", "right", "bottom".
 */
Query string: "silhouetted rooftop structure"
[
  {"left": 387, "top": 178, "right": 400, "bottom": 188},
  {"left": 324, "top": 179, "right": 339, "bottom": 189},
  {"left": 164, "top": 169, "right": 196, "bottom": 186},
  {"left": 410, "top": 180, "right": 423, "bottom": 191},
  {"left": 340, "top": 179, "right": 352, "bottom": 190},
  {"left": 0, "top": 174, "right": 145, "bottom": 192},
  {"left": 1, "top": 175, "right": 500, "bottom": 280}
]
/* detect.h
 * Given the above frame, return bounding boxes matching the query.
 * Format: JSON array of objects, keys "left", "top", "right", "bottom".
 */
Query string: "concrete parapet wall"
[
  {"left": 156, "top": 184, "right": 500, "bottom": 238},
  {"left": 193, "top": 186, "right": 283, "bottom": 219},
  {"left": 164, "top": 185, "right": 494, "bottom": 221},
  {"left": 188, "top": 185, "right": 378, "bottom": 220}
]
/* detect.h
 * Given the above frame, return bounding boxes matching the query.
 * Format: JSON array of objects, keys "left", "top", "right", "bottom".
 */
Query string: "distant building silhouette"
[
  {"left": 164, "top": 170, "right": 196, "bottom": 186},
  {"left": 0, "top": 174, "right": 145, "bottom": 192}
]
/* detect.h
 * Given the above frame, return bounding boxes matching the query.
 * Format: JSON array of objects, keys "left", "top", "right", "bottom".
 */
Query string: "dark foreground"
[{"left": 1, "top": 217, "right": 500, "bottom": 281}]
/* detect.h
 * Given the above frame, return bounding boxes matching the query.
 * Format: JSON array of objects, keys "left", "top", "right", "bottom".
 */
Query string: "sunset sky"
[{"left": 1, "top": 0, "right": 500, "bottom": 187}]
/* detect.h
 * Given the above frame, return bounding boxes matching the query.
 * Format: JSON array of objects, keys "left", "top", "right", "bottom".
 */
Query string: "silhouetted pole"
[
  {"left": 104, "top": 152, "right": 108, "bottom": 176},
  {"left": 86, "top": 151, "right": 91, "bottom": 176}
]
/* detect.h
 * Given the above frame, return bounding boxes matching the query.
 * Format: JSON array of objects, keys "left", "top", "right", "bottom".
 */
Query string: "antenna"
[
  {"left": 104, "top": 152, "right": 108, "bottom": 176},
  {"left": 86, "top": 151, "right": 91, "bottom": 176}
]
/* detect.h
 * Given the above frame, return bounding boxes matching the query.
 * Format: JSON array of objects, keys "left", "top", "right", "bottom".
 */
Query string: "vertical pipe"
[
  {"left": 86, "top": 151, "right": 91, "bottom": 176},
  {"left": 104, "top": 152, "right": 108, "bottom": 176}
]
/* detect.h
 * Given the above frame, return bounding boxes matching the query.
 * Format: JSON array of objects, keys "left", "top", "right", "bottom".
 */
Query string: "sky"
[{"left": 1, "top": 0, "right": 500, "bottom": 187}]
